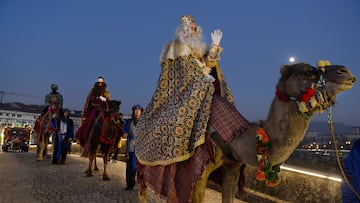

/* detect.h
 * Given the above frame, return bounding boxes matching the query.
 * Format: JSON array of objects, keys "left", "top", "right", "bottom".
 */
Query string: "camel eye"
[{"left": 304, "top": 71, "right": 316, "bottom": 79}]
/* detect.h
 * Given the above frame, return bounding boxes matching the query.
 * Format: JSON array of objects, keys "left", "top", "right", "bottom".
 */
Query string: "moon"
[{"left": 289, "top": 57, "right": 295, "bottom": 63}]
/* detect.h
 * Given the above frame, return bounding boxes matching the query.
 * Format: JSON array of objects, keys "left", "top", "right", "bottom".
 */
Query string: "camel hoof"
[
  {"left": 94, "top": 167, "right": 99, "bottom": 171},
  {"left": 103, "top": 176, "right": 110, "bottom": 181},
  {"left": 86, "top": 174, "right": 93, "bottom": 177}
]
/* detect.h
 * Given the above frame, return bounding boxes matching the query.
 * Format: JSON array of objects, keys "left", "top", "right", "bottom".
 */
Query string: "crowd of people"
[{"left": 41, "top": 76, "right": 143, "bottom": 190}]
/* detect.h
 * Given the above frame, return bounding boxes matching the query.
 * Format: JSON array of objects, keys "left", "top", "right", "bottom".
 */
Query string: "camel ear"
[
  {"left": 114, "top": 100, "right": 121, "bottom": 107},
  {"left": 280, "top": 65, "right": 289, "bottom": 75}
]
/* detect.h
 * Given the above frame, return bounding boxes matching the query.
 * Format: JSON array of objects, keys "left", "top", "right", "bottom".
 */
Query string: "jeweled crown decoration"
[
  {"left": 316, "top": 60, "right": 331, "bottom": 73},
  {"left": 180, "top": 15, "right": 195, "bottom": 24}
]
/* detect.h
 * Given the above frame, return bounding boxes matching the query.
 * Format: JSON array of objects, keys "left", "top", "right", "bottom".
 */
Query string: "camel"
[
  {"left": 138, "top": 62, "right": 356, "bottom": 203},
  {"left": 34, "top": 111, "right": 55, "bottom": 161},
  {"left": 84, "top": 100, "right": 122, "bottom": 180}
]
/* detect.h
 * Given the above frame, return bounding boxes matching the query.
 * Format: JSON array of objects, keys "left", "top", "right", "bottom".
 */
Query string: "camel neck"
[
  {"left": 266, "top": 97, "right": 311, "bottom": 133},
  {"left": 263, "top": 98, "right": 311, "bottom": 164}
]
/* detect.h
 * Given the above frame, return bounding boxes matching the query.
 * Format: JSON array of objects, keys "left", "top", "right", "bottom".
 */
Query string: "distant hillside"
[
  {"left": 308, "top": 121, "right": 353, "bottom": 134},
  {"left": 0, "top": 102, "right": 82, "bottom": 117},
  {"left": 0, "top": 102, "right": 44, "bottom": 113},
  {"left": 0, "top": 102, "right": 356, "bottom": 133}
]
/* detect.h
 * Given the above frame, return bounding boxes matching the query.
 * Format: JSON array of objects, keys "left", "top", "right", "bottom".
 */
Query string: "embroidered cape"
[{"left": 136, "top": 50, "right": 234, "bottom": 165}]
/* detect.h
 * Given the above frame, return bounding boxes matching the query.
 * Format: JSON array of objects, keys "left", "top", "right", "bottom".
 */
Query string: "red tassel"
[{"left": 256, "top": 170, "right": 265, "bottom": 181}]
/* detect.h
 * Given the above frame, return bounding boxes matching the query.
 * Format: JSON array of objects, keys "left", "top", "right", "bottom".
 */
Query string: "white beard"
[
  {"left": 175, "top": 24, "right": 207, "bottom": 57},
  {"left": 160, "top": 24, "right": 209, "bottom": 62}
]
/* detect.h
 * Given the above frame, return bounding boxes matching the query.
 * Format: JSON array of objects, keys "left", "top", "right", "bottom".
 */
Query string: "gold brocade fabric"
[{"left": 136, "top": 55, "right": 215, "bottom": 165}]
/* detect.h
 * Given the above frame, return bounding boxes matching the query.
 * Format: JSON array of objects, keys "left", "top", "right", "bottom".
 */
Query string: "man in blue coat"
[
  {"left": 123, "top": 104, "right": 143, "bottom": 190},
  {"left": 341, "top": 138, "right": 360, "bottom": 202}
]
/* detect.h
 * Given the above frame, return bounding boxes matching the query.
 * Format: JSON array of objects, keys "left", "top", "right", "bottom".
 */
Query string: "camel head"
[
  {"left": 98, "top": 100, "right": 121, "bottom": 113},
  {"left": 321, "top": 65, "right": 356, "bottom": 100},
  {"left": 107, "top": 100, "right": 121, "bottom": 113},
  {"left": 275, "top": 62, "right": 356, "bottom": 115}
]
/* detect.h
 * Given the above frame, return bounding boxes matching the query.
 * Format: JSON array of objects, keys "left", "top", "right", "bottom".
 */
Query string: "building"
[
  {"left": 0, "top": 102, "right": 82, "bottom": 145},
  {"left": 0, "top": 102, "right": 130, "bottom": 146}
]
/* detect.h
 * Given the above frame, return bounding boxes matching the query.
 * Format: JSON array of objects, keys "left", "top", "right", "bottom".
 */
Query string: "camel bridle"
[{"left": 275, "top": 67, "right": 331, "bottom": 119}]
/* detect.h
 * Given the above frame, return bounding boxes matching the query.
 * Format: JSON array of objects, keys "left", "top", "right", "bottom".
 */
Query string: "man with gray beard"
[
  {"left": 136, "top": 14, "right": 234, "bottom": 166},
  {"left": 161, "top": 16, "right": 222, "bottom": 79}
]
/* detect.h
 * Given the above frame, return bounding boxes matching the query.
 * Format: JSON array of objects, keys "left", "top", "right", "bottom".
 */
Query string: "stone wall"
[{"left": 242, "top": 166, "right": 341, "bottom": 203}]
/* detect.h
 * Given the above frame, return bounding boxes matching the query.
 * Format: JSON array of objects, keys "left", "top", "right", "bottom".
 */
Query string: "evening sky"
[{"left": 1, "top": 1, "right": 359, "bottom": 126}]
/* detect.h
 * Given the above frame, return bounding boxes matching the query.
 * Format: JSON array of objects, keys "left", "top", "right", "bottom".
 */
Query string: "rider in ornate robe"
[
  {"left": 81, "top": 77, "right": 111, "bottom": 122},
  {"left": 44, "top": 84, "right": 63, "bottom": 116},
  {"left": 36, "top": 84, "right": 63, "bottom": 141},
  {"left": 136, "top": 15, "right": 234, "bottom": 166},
  {"left": 76, "top": 77, "right": 111, "bottom": 156}
]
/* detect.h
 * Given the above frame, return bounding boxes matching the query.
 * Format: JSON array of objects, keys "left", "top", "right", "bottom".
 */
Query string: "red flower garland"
[{"left": 256, "top": 127, "right": 281, "bottom": 187}]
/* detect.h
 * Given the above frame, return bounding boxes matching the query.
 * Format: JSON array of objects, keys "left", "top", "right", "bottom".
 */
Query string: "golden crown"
[{"left": 180, "top": 15, "right": 195, "bottom": 24}]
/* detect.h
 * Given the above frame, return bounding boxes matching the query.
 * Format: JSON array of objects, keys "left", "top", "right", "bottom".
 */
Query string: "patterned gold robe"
[{"left": 136, "top": 40, "right": 234, "bottom": 165}]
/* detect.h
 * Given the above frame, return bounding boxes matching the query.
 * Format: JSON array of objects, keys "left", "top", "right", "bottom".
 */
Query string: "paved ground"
[{"left": 0, "top": 150, "right": 244, "bottom": 203}]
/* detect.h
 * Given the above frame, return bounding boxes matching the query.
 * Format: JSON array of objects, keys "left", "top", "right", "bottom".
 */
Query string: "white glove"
[
  {"left": 211, "top": 29, "right": 223, "bottom": 45},
  {"left": 99, "top": 96, "right": 107, "bottom": 102}
]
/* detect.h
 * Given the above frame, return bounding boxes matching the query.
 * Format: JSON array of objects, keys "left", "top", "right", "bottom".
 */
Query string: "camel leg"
[
  {"left": 43, "top": 143, "right": 50, "bottom": 159},
  {"left": 37, "top": 134, "right": 48, "bottom": 161},
  {"left": 94, "top": 158, "right": 99, "bottom": 171},
  {"left": 37, "top": 132, "right": 46, "bottom": 161},
  {"left": 192, "top": 147, "right": 224, "bottom": 203},
  {"left": 44, "top": 138, "right": 49, "bottom": 159},
  {"left": 138, "top": 189, "right": 147, "bottom": 203},
  {"left": 86, "top": 153, "right": 94, "bottom": 177},
  {"left": 221, "top": 162, "right": 243, "bottom": 203},
  {"left": 37, "top": 144, "right": 44, "bottom": 161},
  {"left": 36, "top": 145, "right": 40, "bottom": 160},
  {"left": 103, "top": 152, "right": 110, "bottom": 180},
  {"left": 94, "top": 146, "right": 100, "bottom": 171}
]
